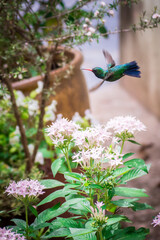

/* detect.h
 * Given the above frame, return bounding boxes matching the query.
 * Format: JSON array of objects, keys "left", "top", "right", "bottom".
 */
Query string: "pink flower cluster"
[
  {"left": 106, "top": 115, "right": 146, "bottom": 135},
  {"left": 46, "top": 118, "right": 80, "bottom": 146},
  {"left": 152, "top": 213, "right": 160, "bottom": 227},
  {"left": 5, "top": 179, "right": 45, "bottom": 199},
  {"left": 73, "top": 125, "right": 111, "bottom": 149},
  {"left": 0, "top": 227, "right": 26, "bottom": 240},
  {"left": 90, "top": 201, "right": 107, "bottom": 222}
]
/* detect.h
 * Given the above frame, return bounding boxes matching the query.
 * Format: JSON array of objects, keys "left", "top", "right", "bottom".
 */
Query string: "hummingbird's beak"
[{"left": 81, "top": 68, "right": 92, "bottom": 72}]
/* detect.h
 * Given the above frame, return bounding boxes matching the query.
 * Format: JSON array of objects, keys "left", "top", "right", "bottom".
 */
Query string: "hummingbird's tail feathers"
[{"left": 124, "top": 61, "right": 141, "bottom": 78}]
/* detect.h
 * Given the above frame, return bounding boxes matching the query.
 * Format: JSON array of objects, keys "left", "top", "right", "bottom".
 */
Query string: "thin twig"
[{"left": 1, "top": 77, "right": 32, "bottom": 172}]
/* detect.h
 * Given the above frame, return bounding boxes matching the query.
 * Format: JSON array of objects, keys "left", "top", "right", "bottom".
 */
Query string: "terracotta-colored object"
[{"left": 12, "top": 48, "right": 90, "bottom": 119}]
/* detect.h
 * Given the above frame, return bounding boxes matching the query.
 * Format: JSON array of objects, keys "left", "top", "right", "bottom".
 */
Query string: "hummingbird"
[{"left": 82, "top": 50, "right": 141, "bottom": 91}]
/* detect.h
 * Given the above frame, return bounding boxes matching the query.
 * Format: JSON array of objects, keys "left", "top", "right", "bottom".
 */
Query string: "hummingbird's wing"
[
  {"left": 89, "top": 80, "right": 105, "bottom": 92},
  {"left": 102, "top": 50, "right": 115, "bottom": 69}
]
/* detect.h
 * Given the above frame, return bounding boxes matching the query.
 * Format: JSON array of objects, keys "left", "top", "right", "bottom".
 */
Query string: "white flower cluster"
[
  {"left": 46, "top": 118, "right": 80, "bottom": 146},
  {"left": 47, "top": 115, "right": 146, "bottom": 170},
  {"left": 106, "top": 115, "right": 146, "bottom": 135},
  {"left": 44, "top": 100, "right": 57, "bottom": 122}
]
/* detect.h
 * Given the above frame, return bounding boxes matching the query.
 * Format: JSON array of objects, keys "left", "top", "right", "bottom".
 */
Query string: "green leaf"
[
  {"left": 128, "top": 140, "right": 141, "bottom": 145},
  {"left": 112, "top": 167, "right": 130, "bottom": 178},
  {"left": 37, "top": 189, "right": 76, "bottom": 206},
  {"left": 43, "top": 228, "right": 70, "bottom": 238},
  {"left": 68, "top": 228, "right": 96, "bottom": 238},
  {"left": 29, "top": 205, "right": 38, "bottom": 217},
  {"left": 106, "top": 215, "right": 131, "bottom": 226},
  {"left": 131, "top": 202, "right": 153, "bottom": 211},
  {"left": 11, "top": 218, "right": 26, "bottom": 230},
  {"left": 57, "top": 217, "right": 82, "bottom": 228},
  {"left": 124, "top": 158, "right": 148, "bottom": 173},
  {"left": 64, "top": 172, "right": 82, "bottom": 181},
  {"left": 114, "top": 187, "right": 148, "bottom": 198},
  {"left": 39, "top": 179, "right": 64, "bottom": 189},
  {"left": 111, "top": 198, "right": 139, "bottom": 207},
  {"left": 106, "top": 226, "right": 149, "bottom": 240},
  {"left": 123, "top": 153, "right": 134, "bottom": 160},
  {"left": 88, "top": 184, "right": 103, "bottom": 189},
  {"left": 35, "top": 203, "right": 68, "bottom": 224},
  {"left": 51, "top": 158, "right": 64, "bottom": 177},
  {"left": 119, "top": 169, "right": 147, "bottom": 184}
]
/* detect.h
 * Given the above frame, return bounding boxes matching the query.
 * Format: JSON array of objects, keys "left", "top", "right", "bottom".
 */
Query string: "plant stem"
[
  {"left": 63, "top": 148, "right": 72, "bottom": 172},
  {"left": 25, "top": 201, "right": 29, "bottom": 239},
  {"left": 2, "top": 77, "right": 32, "bottom": 173},
  {"left": 120, "top": 139, "right": 125, "bottom": 154},
  {"left": 97, "top": 227, "right": 103, "bottom": 240}
]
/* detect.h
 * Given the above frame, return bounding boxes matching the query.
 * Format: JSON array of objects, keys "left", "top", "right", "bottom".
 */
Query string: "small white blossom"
[
  {"left": 35, "top": 151, "right": 44, "bottom": 165},
  {"left": 108, "top": 9, "right": 114, "bottom": 16},
  {"left": 27, "top": 99, "right": 39, "bottom": 116},
  {"left": 28, "top": 144, "right": 44, "bottom": 165},
  {"left": 85, "top": 18, "right": 91, "bottom": 24},
  {"left": 100, "top": 1, "right": 106, "bottom": 7},
  {"left": 15, "top": 91, "right": 25, "bottom": 107},
  {"left": 83, "top": 23, "right": 88, "bottom": 29},
  {"left": 45, "top": 100, "right": 57, "bottom": 122},
  {"left": 35, "top": 81, "right": 44, "bottom": 94},
  {"left": 94, "top": 10, "right": 100, "bottom": 17},
  {"left": 9, "top": 126, "right": 20, "bottom": 145},
  {"left": 152, "top": 13, "right": 160, "bottom": 19}
]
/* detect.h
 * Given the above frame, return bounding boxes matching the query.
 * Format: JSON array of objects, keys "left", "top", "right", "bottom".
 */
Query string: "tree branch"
[{"left": 1, "top": 77, "right": 32, "bottom": 172}]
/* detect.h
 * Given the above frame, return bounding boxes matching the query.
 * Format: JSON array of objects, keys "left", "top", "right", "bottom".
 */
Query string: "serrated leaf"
[
  {"left": 124, "top": 158, "right": 148, "bottom": 173},
  {"left": 114, "top": 187, "right": 148, "bottom": 198},
  {"left": 111, "top": 198, "right": 139, "bottom": 207},
  {"left": 131, "top": 202, "right": 153, "bottom": 211},
  {"left": 39, "top": 179, "right": 64, "bottom": 189},
  {"left": 119, "top": 169, "right": 147, "bottom": 184},
  {"left": 51, "top": 158, "right": 64, "bottom": 177}
]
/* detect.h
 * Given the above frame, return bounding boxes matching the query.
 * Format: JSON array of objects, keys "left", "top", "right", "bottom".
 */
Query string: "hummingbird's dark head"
[
  {"left": 81, "top": 67, "right": 105, "bottom": 79},
  {"left": 92, "top": 67, "right": 105, "bottom": 79}
]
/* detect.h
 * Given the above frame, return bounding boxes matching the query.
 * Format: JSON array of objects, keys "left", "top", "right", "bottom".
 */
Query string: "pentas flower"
[
  {"left": 46, "top": 118, "right": 80, "bottom": 147},
  {"left": 0, "top": 227, "right": 26, "bottom": 240},
  {"left": 5, "top": 179, "right": 45, "bottom": 199},
  {"left": 152, "top": 213, "right": 160, "bottom": 227},
  {"left": 106, "top": 116, "right": 146, "bottom": 136},
  {"left": 73, "top": 125, "right": 111, "bottom": 150},
  {"left": 106, "top": 151, "right": 123, "bottom": 168},
  {"left": 90, "top": 201, "right": 108, "bottom": 225},
  {"left": 72, "top": 146, "right": 105, "bottom": 168}
]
